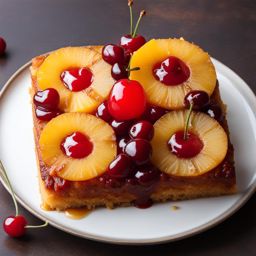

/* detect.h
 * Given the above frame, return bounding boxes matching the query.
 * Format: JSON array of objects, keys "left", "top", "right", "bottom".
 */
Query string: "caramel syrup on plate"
[
  {"left": 41, "top": 204, "right": 91, "bottom": 220},
  {"left": 65, "top": 208, "right": 91, "bottom": 219}
]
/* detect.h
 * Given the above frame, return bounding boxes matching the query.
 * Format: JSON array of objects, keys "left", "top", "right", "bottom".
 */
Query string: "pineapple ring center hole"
[
  {"left": 167, "top": 130, "right": 203, "bottom": 159},
  {"left": 153, "top": 56, "right": 190, "bottom": 86},
  {"left": 60, "top": 67, "right": 93, "bottom": 92},
  {"left": 60, "top": 131, "right": 94, "bottom": 159}
]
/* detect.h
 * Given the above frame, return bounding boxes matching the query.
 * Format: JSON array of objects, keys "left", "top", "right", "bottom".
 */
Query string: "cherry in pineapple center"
[
  {"left": 61, "top": 67, "right": 93, "bottom": 92},
  {"left": 61, "top": 132, "right": 93, "bottom": 159},
  {"left": 153, "top": 56, "right": 190, "bottom": 86},
  {"left": 168, "top": 131, "right": 204, "bottom": 159}
]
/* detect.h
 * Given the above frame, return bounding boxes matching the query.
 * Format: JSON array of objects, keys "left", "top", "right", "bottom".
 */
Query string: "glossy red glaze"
[
  {"left": 153, "top": 56, "right": 190, "bottom": 86},
  {"left": 33, "top": 88, "right": 60, "bottom": 109},
  {"left": 61, "top": 67, "right": 93, "bottom": 92},
  {"left": 108, "top": 79, "right": 146, "bottom": 121},
  {"left": 120, "top": 34, "right": 146, "bottom": 54},
  {"left": 60, "top": 132, "right": 93, "bottom": 159},
  {"left": 3, "top": 215, "right": 27, "bottom": 238},
  {"left": 168, "top": 131, "right": 204, "bottom": 158}
]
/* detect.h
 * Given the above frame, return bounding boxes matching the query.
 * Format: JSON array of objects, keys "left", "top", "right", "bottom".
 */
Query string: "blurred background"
[{"left": 0, "top": 0, "right": 255, "bottom": 255}]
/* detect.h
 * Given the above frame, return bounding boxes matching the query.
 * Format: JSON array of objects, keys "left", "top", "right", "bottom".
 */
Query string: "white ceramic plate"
[{"left": 0, "top": 59, "right": 256, "bottom": 245}]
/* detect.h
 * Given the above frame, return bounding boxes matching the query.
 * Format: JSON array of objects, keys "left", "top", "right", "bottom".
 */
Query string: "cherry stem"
[
  {"left": 0, "top": 160, "right": 19, "bottom": 216},
  {"left": 132, "top": 10, "right": 146, "bottom": 38},
  {"left": 128, "top": 0, "right": 133, "bottom": 35},
  {"left": 184, "top": 103, "right": 193, "bottom": 140},
  {"left": 126, "top": 67, "right": 140, "bottom": 72},
  {"left": 26, "top": 221, "right": 48, "bottom": 229}
]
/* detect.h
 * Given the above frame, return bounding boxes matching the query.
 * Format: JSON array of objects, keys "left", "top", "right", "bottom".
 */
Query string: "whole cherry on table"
[{"left": 0, "top": 161, "right": 48, "bottom": 238}]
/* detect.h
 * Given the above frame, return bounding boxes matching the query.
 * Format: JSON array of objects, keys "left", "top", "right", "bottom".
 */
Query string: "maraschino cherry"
[
  {"left": 0, "top": 161, "right": 48, "bottom": 238},
  {"left": 111, "top": 63, "right": 128, "bottom": 80},
  {"left": 153, "top": 56, "right": 190, "bottom": 86},
  {"left": 33, "top": 88, "right": 60, "bottom": 109},
  {"left": 168, "top": 92, "right": 204, "bottom": 158},
  {"left": 102, "top": 44, "right": 126, "bottom": 65},
  {"left": 184, "top": 90, "right": 209, "bottom": 110},
  {"left": 60, "top": 132, "right": 93, "bottom": 159},
  {"left": 33, "top": 88, "right": 62, "bottom": 121},
  {"left": 108, "top": 78, "right": 146, "bottom": 121},
  {"left": 0, "top": 37, "right": 6, "bottom": 55},
  {"left": 129, "top": 120, "right": 154, "bottom": 140},
  {"left": 61, "top": 67, "right": 93, "bottom": 92},
  {"left": 120, "top": 1, "right": 146, "bottom": 54}
]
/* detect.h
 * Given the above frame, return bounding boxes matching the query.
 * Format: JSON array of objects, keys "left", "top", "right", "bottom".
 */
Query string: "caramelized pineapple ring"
[
  {"left": 37, "top": 47, "right": 115, "bottom": 113},
  {"left": 151, "top": 111, "right": 228, "bottom": 176},
  {"left": 39, "top": 113, "right": 117, "bottom": 181},
  {"left": 130, "top": 39, "right": 217, "bottom": 110}
]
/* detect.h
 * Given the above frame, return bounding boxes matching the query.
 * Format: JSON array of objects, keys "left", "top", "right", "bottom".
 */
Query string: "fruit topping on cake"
[
  {"left": 130, "top": 38, "right": 216, "bottom": 110},
  {"left": 39, "top": 113, "right": 117, "bottom": 181},
  {"left": 30, "top": 0, "right": 236, "bottom": 212},
  {"left": 120, "top": 7, "right": 146, "bottom": 54},
  {"left": 33, "top": 88, "right": 62, "bottom": 121},
  {"left": 36, "top": 47, "right": 115, "bottom": 113},
  {"left": 108, "top": 78, "right": 146, "bottom": 121},
  {"left": 151, "top": 110, "right": 228, "bottom": 176}
]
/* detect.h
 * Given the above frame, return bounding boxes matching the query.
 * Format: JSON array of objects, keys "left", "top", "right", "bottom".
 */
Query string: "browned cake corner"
[{"left": 31, "top": 41, "right": 236, "bottom": 211}]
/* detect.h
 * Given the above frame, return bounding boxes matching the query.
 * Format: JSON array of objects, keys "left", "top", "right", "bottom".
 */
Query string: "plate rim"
[{"left": 0, "top": 58, "right": 256, "bottom": 245}]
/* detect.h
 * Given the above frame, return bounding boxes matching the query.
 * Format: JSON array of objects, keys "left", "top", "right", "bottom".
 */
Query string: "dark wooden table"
[{"left": 0, "top": 0, "right": 255, "bottom": 255}]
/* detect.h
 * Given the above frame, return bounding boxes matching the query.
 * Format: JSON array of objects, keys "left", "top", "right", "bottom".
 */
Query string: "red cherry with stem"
[
  {"left": 0, "top": 161, "right": 48, "bottom": 238},
  {"left": 153, "top": 56, "right": 190, "bottom": 86},
  {"left": 120, "top": 34, "right": 146, "bottom": 54},
  {"left": 184, "top": 90, "right": 209, "bottom": 110},
  {"left": 35, "top": 106, "right": 62, "bottom": 121},
  {"left": 124, "top": 139, "right": 152, "bottom": 165},
  {"left": 33, "top": 88, "right": 60, "bottom": 109},
  {"left": 129, "top": 120, "right": 154, "bottom": 140},
  {"left": 168, "top": 130, "right": 204, "bottom": 158},
  {"left": 0, "top": 37, "right": 7, "bottom": 55},
  {"left": 61, "top": 67, "right": 93, "bottom": 92},
  {"left": 3, "top": 216, "right": 27, "bottom": 238},
  {"left": 169, "top": 99, "right": 203, "bottom": 158},
  {"left": 108, "top": 79, "right": 146, "bottom": 121},
  {"left": 102, "top": 44, "right": 125, "bottom": 65},
  {"left": 111, "top": 63, "right": 128, "bottom": 80},
  {"left": 96, "top": 101, "right": 112, "bottom": 122},
  {"left": 120, "top": 8, "right": 146, "bottom": 54}
]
